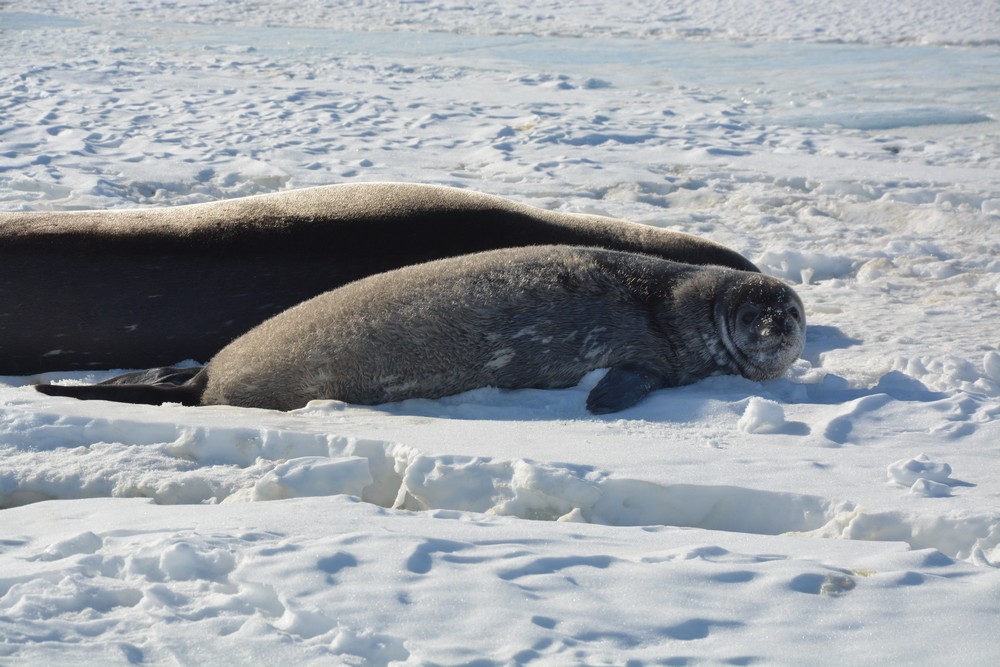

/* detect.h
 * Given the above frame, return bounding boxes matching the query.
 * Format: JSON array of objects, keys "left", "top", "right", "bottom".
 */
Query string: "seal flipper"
[
  {"left": 36, "top": 369, "right": 208, "bottom": 406},
  {"left": 98, "top": 365, "right": 205, "bottom": 387},
  {"left": 585, "top": 362, "right": 667, "bottom": 415}
]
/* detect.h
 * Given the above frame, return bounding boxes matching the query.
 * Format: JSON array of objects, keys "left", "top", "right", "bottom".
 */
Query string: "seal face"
[
  {"left": 37, "top": 245, "right": 804, "bottom": 414},
  {"left": 714, "top": 275, "right": 806, "bottom": 382}
]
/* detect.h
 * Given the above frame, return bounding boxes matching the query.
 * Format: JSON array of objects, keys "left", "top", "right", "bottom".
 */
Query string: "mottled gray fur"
[{"left": 194, "top": 245, "right": 805, "bottom": 413}]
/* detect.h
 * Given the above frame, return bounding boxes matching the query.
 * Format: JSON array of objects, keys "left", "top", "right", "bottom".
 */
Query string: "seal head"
[{"left": 714, "top": 274, "right": 806, "bottom": 381}]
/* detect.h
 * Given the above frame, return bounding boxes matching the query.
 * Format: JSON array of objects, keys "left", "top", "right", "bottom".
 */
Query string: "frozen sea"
[{"left": 2, "top": 1, "right": 1000, "bottom": 664}]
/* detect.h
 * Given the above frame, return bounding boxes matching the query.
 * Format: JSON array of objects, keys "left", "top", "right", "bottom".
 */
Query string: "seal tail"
[{"left": 35, "top": 369, "right": 208, "bottom": 406}]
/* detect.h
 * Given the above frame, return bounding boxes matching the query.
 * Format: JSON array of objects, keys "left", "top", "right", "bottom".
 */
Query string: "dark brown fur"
[{"left": 2, "top": 183, "right": 757, "bottom": 374}]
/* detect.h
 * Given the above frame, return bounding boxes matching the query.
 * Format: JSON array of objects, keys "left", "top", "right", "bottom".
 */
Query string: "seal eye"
[
  {"left": 738, "top": 306, "right": 759, "bottom": 327},
  {"left": 787, "top": 305, "right": 801, "bottom": 322}
]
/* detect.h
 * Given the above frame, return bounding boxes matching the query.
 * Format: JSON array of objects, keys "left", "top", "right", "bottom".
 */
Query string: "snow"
[{"left": 2, "top": 1, "right": 1000, "bottom": 664}]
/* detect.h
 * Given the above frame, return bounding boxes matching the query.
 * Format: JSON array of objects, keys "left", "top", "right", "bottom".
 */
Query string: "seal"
[
  {"left": 36, "top": 245, "right": 805, "bottom": 414},
  {"left": 0, "top": 182, "right": 756, "bottom": 375}
]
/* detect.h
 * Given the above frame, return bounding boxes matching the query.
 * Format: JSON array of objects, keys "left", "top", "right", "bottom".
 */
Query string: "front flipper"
[{"left": 585, "top": 363, "right": 667, "bottom": 415}]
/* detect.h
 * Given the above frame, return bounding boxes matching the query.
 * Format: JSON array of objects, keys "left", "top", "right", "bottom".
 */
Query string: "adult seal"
[
  {"left": 36, "top": 245, "right": 805, "bottom": 414},
  {"left": 0, "top": 182, "right": 757, "bottom": 375}
]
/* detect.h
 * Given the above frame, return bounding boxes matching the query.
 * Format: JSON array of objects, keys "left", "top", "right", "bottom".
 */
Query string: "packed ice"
[{"left": 1, "top": 1, "right": 999, "bottom": 664}]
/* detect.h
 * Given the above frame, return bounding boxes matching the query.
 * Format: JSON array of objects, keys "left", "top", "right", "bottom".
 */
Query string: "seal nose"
[{"left": 758, "top": 309, "right": 794, "bottom": 337}]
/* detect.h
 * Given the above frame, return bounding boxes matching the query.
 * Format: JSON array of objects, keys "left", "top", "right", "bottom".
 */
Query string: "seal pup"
[
  {"left": 0, "top": 182, "right": 757, "bottom": 375},
  {"left": 37, "top": 245, "right": 805, "bottom": 414}
]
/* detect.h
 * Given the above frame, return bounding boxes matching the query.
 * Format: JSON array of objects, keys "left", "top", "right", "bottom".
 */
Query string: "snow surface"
[{"left": 2, "top": 1, "right": 1000, "bottom": 664}]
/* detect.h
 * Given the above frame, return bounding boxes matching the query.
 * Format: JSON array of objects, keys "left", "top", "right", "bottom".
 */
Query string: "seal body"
[
  {"left": 1, "top": 183, "right": 756, "bottom": 375},
  {"left": 38, "top": 246, "right": 804, "bottom": 414}
]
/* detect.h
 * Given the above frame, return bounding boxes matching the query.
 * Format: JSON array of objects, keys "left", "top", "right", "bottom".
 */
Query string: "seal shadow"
[
  {"left": 801, "top": 324, "right": 862, "bottom": 365},
  {"left": 792, "top": 371, "right": 948, "bottom": 406}
]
